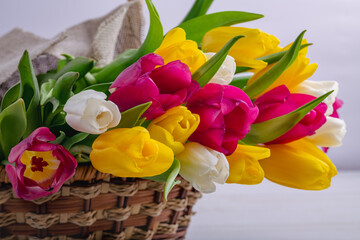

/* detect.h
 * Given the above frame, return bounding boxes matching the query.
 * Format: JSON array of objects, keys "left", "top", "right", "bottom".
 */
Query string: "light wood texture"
[{"left": 187, "top": 171, "right": 360, "bottom": 240}]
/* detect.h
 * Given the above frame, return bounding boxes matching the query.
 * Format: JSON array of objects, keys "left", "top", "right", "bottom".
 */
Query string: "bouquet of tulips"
[{"left": 0, "top": 0, "right": 346, "bottom": 201}]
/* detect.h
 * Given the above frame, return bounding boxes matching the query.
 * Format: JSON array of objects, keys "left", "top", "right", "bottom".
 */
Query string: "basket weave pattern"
[{"left": 0, "top": 165, "right": 201, "bottom": 240}]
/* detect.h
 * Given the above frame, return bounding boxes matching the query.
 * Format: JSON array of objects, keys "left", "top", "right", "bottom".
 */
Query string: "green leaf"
[
  {"left": 39, "top": 57, "right": 95, "bottom": 86},
  {"left": 230, "top": 75, "right": 251, "bottom": 89},
  {"left": 0, "top": 99, "right": 27, "bottom": 158},
  {"left": 18, "top": 50, "right": 42, "bottom": 137},
  {"left": 242, "top": 90, "right": 334, "bottom": 144},
  {"left": 145, "top": 159, "right": 181, "bottom": 201},
  {"left": 40, "top": 79, "right": 56, "bottom": 106},
  {"left": 63, "top": 132, "right": 90, "bottom": 150},
  {"left": 244, "top": 30, "right": 306, "bottom": 98},
  {"left": 0, "top": 83, "right": 20, "bottom": 112},
  {"left": 258, "top": 43, "right": 313, "bottom": 66},
  {"left": 52, "top": 72, "right": 79, "bottom": 105},
  {"left": 53, "top": 57, "right": 95, "bottom": 81},
  {"left": 50, "top": 131, "right": 66, "bottom": 145},
  {"left": 163, "top": 159, "right": 181, "bottom": 201},
  {"left": 57, "top": 54, "right": 75, "bottom": 71},
  {"left": 192, "top": 35, "right": 243, "bottom": 87},
  {"left": 115, "top": 102, "right": 152, "bottom": 128},
  {"left": 235, "top": 66, "right": 252, "bottom": 74},
  {"left": 181, "top": 0, "right": 214, "bottom": 23},
  {"left": 83, "top": 83, "right": 112, "bottom": 97},
  {"left": 178, "top": 11, "right": 263, "bottom": 44},
  {"left": 93, "top": 0, "right": 163, "bottom": 83}
]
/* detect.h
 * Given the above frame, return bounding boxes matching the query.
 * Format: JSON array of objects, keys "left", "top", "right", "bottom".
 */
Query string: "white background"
[{"left": 0, "top": 0, "right": 359, "bottom": 170}]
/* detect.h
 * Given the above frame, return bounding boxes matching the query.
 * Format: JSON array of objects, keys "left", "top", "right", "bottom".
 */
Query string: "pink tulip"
[
  {"left": 5, "top": 127, "right": 77, "bottom": 200},
  {"left": 254, "top": 85, "right": 327, "bottom": 144},
  {"left": 109, "top": 53, "right": 199, "bottom": 120},
  {"left": 330, "top": 97, "right": 343, "bottom": 118},
  {"left": 187, "top": 83, "right": 258, "bottom": 155}
]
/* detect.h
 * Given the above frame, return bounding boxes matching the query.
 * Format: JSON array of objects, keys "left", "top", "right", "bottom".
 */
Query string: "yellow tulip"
[
  {"left": 248, "top": 39, "right": 318, "bottom": 96},
  {"left": 148, "top": 106, "right": 200, "bottom": 155},
  {"left": 226, "top": 144, "right": 270, "bottom": 185},
  {"left": 259, "top": 138, "right": 337, "bottom": 190},
  {"left": 90, "top": 127, "right": 174, "bottom": 177},
  {"left": 155, "top": 28, "right": 207, "bottom": 73},
  {"left": 202, "top": 27, "right": 280, "bottom": 70}
]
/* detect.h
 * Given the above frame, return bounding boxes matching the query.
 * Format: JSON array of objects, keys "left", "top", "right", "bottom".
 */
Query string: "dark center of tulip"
[{"left": 30, "top": 156, "right": 49, "bottom": 172}]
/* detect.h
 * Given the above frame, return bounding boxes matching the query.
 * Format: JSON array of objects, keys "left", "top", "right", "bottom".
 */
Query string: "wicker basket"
[{"left": 0, "top": 164, "right": 201, "bottom": 240}]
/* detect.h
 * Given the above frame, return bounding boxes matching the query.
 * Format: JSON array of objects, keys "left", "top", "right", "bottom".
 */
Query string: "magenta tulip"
[
  {"left": 254, "top": 85, "right": 327, "bottom": 144},
  {"left": 187, "top": 83, "right": 259, "bottom": 155},
  {"left": 5, "top": 127, "right": 77, "bottom": 200},
  {"left": 109, "top": 53, "right": 199, "bottom": 120},
  {"left": 330, "top": 97, "right": 343, "bottom": 118}
]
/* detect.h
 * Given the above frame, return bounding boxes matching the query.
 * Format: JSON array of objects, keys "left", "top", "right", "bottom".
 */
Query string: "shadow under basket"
[{"left": 0, "top": 164, "right": 202, "bottom": 240}]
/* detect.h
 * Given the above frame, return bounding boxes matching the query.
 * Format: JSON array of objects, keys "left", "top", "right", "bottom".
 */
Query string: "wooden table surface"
[{"left": 187, "top": 171, "right": 360, "bottom": 240}]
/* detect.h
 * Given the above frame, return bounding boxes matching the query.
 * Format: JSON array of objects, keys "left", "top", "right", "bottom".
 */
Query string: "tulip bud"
[
  {"left": 90, "top": 127, "right": 174, "bottom": 177},
  {"left": 259, "top": 138, "right": 337, "bottom": 190},
  {"left": 148, "top": 106, "right": 200, "bottom": 155},
  {"left": 307, "top": 117, "right": 346, "bottom": 147},
  {"left": 204, "top": 53, "right": 236, "bottom": 85},
  {"left": 64, "top": 90, "right": 121, "bottom": 134},
  {"left": 226, "top": 145, "right": 270, "bottom": 185},
  {"left": 176, "top": 142, "right": 229, "bottom": 193}
]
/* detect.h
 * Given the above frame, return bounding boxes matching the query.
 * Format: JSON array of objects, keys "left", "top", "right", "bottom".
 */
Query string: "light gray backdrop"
[{"left": 0, "top": 0, "right": 359, "bottom": 170}]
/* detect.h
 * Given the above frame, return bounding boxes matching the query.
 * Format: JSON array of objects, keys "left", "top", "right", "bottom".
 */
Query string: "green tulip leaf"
[
  {"left": 57, "top": 54, "right": 75, "bottom": 71},
  {"left": 242, "top": 90, "right": 333, "bottom": 144},
  {"left": 93, "top": 0, "right": 163, "bottom": 83},
  {"left": 52, "top": 72, "right": 79, "bottom": 105},
  {"left": 235, "top": 66, "right": 252, "bottom": 74},
  {"left": 178, "top": 11, "right": 263, "bottom": 45},
  {"left": 40, "top": 79, "right": 56, "bottom": 106},
  {"left": 50, "top": 131, "right": 66, "bottom": 145},
  {"left": 244, "top": 30, "right": 306, "bottom": 98},
  {"left": 192, "top": 35, "right": 243, "bottom": 87},
  {"left": 144, "top": 159, "right": 181, "bottom": 201},
  {"left": 115, "top": 102, "right": 152, "bottom": 128},
  {"left": 83, "top": 83, "right": 112, "bottom": 97},
  {"left": 0, "top": 99, "right": 27, "bottom": 158},
  {"left": 18, "top": 50, "right": 42, "bottom": 137},
  {"left": 0, "top": 83, "right": 20, "bottom": 112},
  {"left": 38, "top": 57, "right": 95, "bottom": 86},
  {"left": 258, "top": 43, "right": 313, "bottom": 66},
  {"left": 63, "top": 132, "right": 90, "bottom": 151},
  {"left": 230, "top": 75, "right": 251, "bottom": 89},
  {"left": 181, "top": 0, "right": 214, "bottom": 23}
]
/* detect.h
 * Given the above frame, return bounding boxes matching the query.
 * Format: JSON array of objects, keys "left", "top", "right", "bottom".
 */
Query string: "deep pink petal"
[
  {"left": 8, "top": 127, "right": 56, "bottom": 164},
  {"left": 110, "top": 53, "right": 164, "bottom": 89},
  {"left": 150, "top": 60, "right": 192, "bottom": 94}
]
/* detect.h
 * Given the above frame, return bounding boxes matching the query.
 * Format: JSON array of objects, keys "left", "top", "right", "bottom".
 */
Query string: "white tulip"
[
  {"left": 176, "top": 142, "right": 229, "bottom": 193},
  {"left": 294, "top": 80, "right": 339, "bottom": 116},
  {"left": 205, "top": 52, "right": 236, "bottom": 85},
  {"left": 307, "top": 117, "right": 346, "bottom": 147},
  {"left": 64, "top": 90, "right": 121, "bottom": 134}
]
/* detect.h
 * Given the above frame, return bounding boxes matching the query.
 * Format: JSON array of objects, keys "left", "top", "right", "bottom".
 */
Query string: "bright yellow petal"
[
  {"left": 202, "top": 27, "right": 280, "bottom": 70},
  {"left": 226, "top": 145, "right": 270, "bottom": 185},
  {"left": 155, "top": 28, "right": 207, "bottom": 73},
  {"left": 90, "top": 127, "right": 174, "bottom": 177},
  {"left": 21, "top": 150, "right": 60, "bottom": 188},
  {"left": 260, "top": 138, "right": 337, "bottom": 190}
]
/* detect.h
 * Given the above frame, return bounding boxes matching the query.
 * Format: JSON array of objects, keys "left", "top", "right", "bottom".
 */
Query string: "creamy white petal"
[
  {"left": 294, "top": 80, "right": 339, "bottom": 116},
  {"left": 205, "top": 53, "right": 236, "bottom": 85},
  {"left": 64, "top": 90, "right": 121, "bottom": 134},
  {"left": 307, "top": 117, "right": 346, "bottom": 147},
  {"left": 177, "top": 142, "right": 229, "bottom": 194}
]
